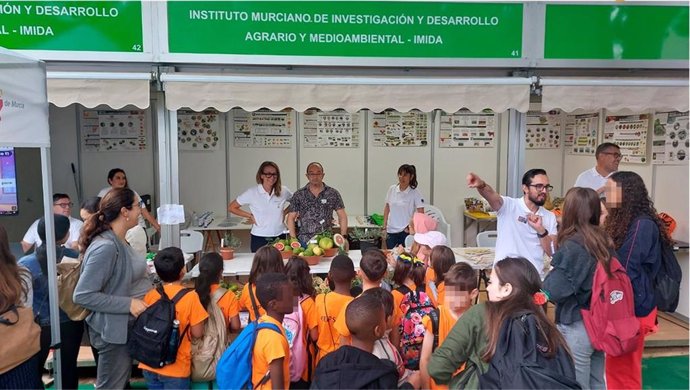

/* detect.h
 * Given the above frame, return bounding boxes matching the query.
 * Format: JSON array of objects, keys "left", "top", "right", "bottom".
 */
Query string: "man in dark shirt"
[{"left": 287, "top": 162, "right": 348, "bottom": 244}]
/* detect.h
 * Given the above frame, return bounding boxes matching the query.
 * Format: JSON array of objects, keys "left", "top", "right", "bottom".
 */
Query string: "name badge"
[
  {"left": 517, "top": 216, "right": 527, "bottom": 224},
  {"left": 321, "top": 198, "right": 327, "bottom": 204}
]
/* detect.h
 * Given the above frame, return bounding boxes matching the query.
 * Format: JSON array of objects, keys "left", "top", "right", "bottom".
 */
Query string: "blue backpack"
[{"left": 216, "top": 321, "right": 281, "bottom": 390}]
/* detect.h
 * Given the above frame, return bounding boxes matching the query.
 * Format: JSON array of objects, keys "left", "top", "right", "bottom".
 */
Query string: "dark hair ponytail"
[
  {"left": 80, "top": 188, "right": 135, "bottom": 254},
  {"left": 196, "top": 252, "right": 223, "bottom": 309}
]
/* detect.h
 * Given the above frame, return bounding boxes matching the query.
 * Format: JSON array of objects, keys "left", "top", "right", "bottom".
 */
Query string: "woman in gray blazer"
[{"left": 74, "top": 188, "right": 151, "bottom": 390}]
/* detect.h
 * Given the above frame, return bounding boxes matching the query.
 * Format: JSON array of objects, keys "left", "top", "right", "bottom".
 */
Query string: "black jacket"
[{"left": 311, "top": 346, "right": 413, "bottom": 389}]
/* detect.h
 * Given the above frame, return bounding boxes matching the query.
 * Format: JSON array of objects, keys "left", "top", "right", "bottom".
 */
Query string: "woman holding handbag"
[
  {"left": 0, "top": 224, "right": 42, "bottom": 389},
  {"left": 74, "top": 188, "right": 152, "bottom": 390},
  {"left": 18, "top": 215, "right": 84, "bottom": 389},
  {"left": 604, "top": 171, "right": 670, "bottom": 388}
]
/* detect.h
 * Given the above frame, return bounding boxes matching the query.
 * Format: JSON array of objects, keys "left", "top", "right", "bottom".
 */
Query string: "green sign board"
[
  {"left": 0, "top": 1, "right": 143, "bottom": 52},
  {"left": 167, "top": 1, "right": 523, "bottom": 59},
  {"left": 545, "top": 4, "right": 689, "bottom": 60}
]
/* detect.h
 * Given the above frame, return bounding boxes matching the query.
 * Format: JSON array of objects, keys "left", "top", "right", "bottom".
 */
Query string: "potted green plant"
[
  {"left": 220, "top": 232, "right": 241, "bottom": 260},
  {"left": 348, "top": 227, "right": 383, "bottom": 251}
]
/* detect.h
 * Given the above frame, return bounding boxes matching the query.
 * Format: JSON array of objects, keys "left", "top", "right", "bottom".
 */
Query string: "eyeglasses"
[
  {"left": 529, "top": 184, "right": 554, "bottom": 192},
  {"left": 54, "top": 202, "right": 73, "bottom": 208},
  {"left": 601, "top": 152, "right": 622, "bottom": 159},
  {"left": 307, "top": 172, "right": 323, "bottom": 177},
  {"left": 262, "top": 172, "right": 278, "bottom": 177}
]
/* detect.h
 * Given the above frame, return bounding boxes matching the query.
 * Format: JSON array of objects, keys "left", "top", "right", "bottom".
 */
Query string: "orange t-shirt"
[
  {"left": 138, "top": 285, "right": 209, "bottom": 378},
  {"left": 425, "top": 268, "right": 436, "bottom": 285},
  {"left": 392, "top": 282, "right": 417, "bottom": 315},
  {"left": 422, "top": 305, "right": 465, "bottom": 390},
  {"left": 239, "top": 283, "right": 265, "bottom": 322},
  {"left": 426, "top": 281, "right": 445, "bottom": 308},
  {"left": 334, "top": 291, "right": 403, "bottom": 340},
  {"left": 253, "top": 315, "right": 290, "bottom": 390},
  {"left": 300, "top": 296, "right": 319, "bottom": 382},
  {"left": 314, "top": 291, "right": 353, "bottom": 362},
  {"left": 210, "top": 283, "right": 240, "bottom": 327}
]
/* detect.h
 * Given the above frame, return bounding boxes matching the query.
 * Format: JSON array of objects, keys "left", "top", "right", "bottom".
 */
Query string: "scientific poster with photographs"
[
  {"left": 564, "top": 113, "right": 599, "bottom": 155},
  {"left": 81, "top": 110, "right": 147, "bottom": 152},
  {"left": 652, "top": 111, "right": 689, "bottom": 165},
  {"left": 603, "top": 114, "right": 649, "bottom": 164},
  {"left": 303, "top": 110, "right": 360, "bottom": 148},
  {"left": 233, "top": 110, "right": 294, "bottom": 148},
  {"left": 525, "top": 110, "right": 563, "bottom": 149},
  {"left": 371, "top": 111, "right": 430, "bottom": 147},
  {"left": 177, "top": 110, "right": 220, "bottom": 151},
  {"left": 439, "top": 111, "right": 496, "bottom": 148}
]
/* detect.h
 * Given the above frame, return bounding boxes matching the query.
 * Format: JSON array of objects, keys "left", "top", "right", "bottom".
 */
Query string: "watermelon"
[
  {"left": 274, "top": 242, "right": 285, "bottom": 251},
  {"left": 333, "top": 233, "right": 346, "bottom": 248}
]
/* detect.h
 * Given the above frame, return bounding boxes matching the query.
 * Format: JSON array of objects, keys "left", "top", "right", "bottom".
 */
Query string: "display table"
[
  {"left": 463, "top": 210, "right": 497, "bottom": 245},
  {"left": 186, "top": 247, "right": 496, "bottom": 278}
]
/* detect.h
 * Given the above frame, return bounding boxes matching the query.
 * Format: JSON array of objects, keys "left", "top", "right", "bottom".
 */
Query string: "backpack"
[
  {"left": 216, "top": 321, "right": 281, "bottom": 390},
  {"left": 479, "top": 312, "right": 581, "bottom": 389},
  {"left": 397, "top": 285, "right": 435, "bottom": 370},
  {"left": 429, "top": 307, "right": 440, "bottom": 351},
  {"left": 191, "top": 287, "right": 229, "bottom": 382},
  {"left": 127, "top": 286, "right": 192, "bottom": 368},
  {"left": 282, "top": 294, "right": 308, "bottom": 383},
  {"left": 57, "top": 257, "right": 89, "bottom": 321},
  {"left": 654, "top": 243, "right": 682, "bottom": 312},
  {"left": 580, "top": 257, "right": 640, "bottom": 357}
]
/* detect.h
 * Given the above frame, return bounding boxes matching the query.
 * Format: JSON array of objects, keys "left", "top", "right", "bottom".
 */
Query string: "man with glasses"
[
  {"left": 287, "top": 162, "right": 348, "bottom": 245},
  {"left": 21, "top": 193, "right": 83, "bottom": 254},
  {"left": 574, "top": 142, "right": 621, "bottom": 193},
  {"left": 467, "top": 169, "right": 557, "bottom": 277}
]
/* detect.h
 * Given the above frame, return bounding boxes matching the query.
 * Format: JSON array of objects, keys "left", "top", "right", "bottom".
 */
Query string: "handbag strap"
[{"left": 624, "top": 219, "right": 641, "bottom": 269}]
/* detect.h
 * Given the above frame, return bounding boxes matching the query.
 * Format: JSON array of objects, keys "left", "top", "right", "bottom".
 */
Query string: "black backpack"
[
  {"left": 128, "top": 286, "right": 192, "bottom": 368},
  {"left": 654, "top": 243, "right": 682, "bottom": 312},
  {"left": 479, "top": 312, "right": 581, "bottom": 389}
]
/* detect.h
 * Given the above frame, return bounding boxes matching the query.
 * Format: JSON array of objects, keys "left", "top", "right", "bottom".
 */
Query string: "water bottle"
[
  {"left": 191, "top": 211, "right": 198, "bottom": 227},
  {"left": 165, "top": 319, "right": 180, "bottom": 365}
]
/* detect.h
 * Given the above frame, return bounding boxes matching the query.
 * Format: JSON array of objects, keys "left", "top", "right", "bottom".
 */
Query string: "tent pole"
[
  {"left": 41, "top": 146, "right": 63, "bottom": 390},
  {"left": 506, "top": 109, "right": 527, "bottom": 197}
]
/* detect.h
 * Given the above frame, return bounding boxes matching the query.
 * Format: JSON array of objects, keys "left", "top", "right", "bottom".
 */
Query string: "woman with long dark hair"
[
  {"left": 74, "top": 188, "right": 152, "bottom": 390},
  {"left": 18, "top": 215, "right": 84, "bottom": 389},
  {"left": 603, "top": 171, "right": 669, "bottom": 388},
  {"left": 0, "top": 224, "right": 41, "bottom": 389},
  {"left": 383, "top": 164, "right": 425, "bottom": 249},
  {"left": 544, "top": 187, "right": 614, "bottom": 389},
  {"left": 228, "top": 161, "right": 293, "bottom": 252}
]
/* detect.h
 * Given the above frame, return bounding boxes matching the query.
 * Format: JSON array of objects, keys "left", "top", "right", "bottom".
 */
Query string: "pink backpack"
[
  {"left": 282, "top": 294, "right": 308, "bottom": 382},
  {"left": 580, "top": 256, "right": 640, "bottom": 357}
]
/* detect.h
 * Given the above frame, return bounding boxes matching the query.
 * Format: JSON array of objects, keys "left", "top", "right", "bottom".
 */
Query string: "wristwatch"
[{"left": 537, "top": 229, "right": 549, "bottom": 238}]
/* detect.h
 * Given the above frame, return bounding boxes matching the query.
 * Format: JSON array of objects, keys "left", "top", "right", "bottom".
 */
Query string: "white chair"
[
  {"left": 424, "top": 205, "right": 452, "bottom": 246},
  {"left": 180, "top": 229, "right": 204, "bottom": 270},
  {"left": 476, "top": 230, "right": 498, "bottom": 247}
]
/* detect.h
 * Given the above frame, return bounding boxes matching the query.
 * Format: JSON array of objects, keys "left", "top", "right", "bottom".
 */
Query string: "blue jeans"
[
  {"left": 250, "top": 234, "right": 286, "bottom": 252},
  {"left": 143, "top": 370, "right": 191, "bottom": 390},
  {"left": 557, "top": 320, "right": 605, "bottom": 390},
  {"left": 386, "top": 231, "right": 408, "bottom": 250}
]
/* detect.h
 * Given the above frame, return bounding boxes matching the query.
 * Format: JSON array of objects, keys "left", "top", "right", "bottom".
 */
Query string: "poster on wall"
[
  {"left": 564, "top": 113, "right": 599, "bottom": 155},
  {"left": 525, "top": 110, "right": 563, "bottom": 149},
  {"left": 81, "top": 110, "right": 147, "bottom": 152},
  {"left": 603, "top": 114, "right": 649, "bottom": 164},
  {"left": 372, "top": 111, "right": 429, "bottom": 147},
  {"left": 652, "top": 111, "right": 689, "bottom": 165},
  {"left": 303, "top": 110, "right": 360, "bottom": 148},
  {"left": 177, "top": 110, "right": 220, "bottom": 151},
  {"left": 233, "top": 111, "right": 294, "bottom": 148},
  {"left": 439, "top": 111, "right": 496, "bottom": 148}
]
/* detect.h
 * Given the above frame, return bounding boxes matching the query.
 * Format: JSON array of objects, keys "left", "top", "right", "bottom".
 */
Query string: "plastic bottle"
[
  {"left": 165, "top": 319, "right": 180, "bottom": 365},
  {"left": 191, "top": 211, "right": 198, "bottom": 227}
]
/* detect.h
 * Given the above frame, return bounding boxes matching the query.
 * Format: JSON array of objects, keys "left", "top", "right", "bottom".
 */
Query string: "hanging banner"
[
  {"left": 303, "top": 110, "right": 360, "bottom": 148},
  {"left": 439, "top": 111, "right": 496, "bottom": 148},
  {"left": 526, "top": 110, "right": 563, "bottom": 149},
  {"left": 564, "top": 113, "right": 599, "bottom": 155},
  {"left": 0, "top": 1, "right": 144, "bottom": 53},
  {"left": 177, "top": 110, "right": 221, "bottom": 151},
  {"left": 81, "top": 110, "right": 147, "bottom": 152},
  {"left": 233, "top": 110, "right": 294, "bottom": 148},
  {"left": 652, "top": 111, "right": 689, "bottom": 165},
  {"left": 372, "top": 111, "right": 429, "bottom": 147},
  {"left": 603, "top": 114, "right": 649, "bottom": 164},
  {"left": 167, "top": 1, "right": 523, "bottom": 59}
]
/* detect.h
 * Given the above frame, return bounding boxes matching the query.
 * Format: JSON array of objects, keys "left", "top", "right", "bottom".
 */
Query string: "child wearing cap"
[{"left": 314, "top": 255, "right": 356, "bottom": 363}]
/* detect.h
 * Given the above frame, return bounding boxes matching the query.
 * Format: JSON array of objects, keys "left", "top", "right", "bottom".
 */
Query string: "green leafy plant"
[
  {"left": 222, "top": 232, "right": 242, "bottom": 249},
  {"left": 349, "top": 227, "right": 383, "bottom": 241}
]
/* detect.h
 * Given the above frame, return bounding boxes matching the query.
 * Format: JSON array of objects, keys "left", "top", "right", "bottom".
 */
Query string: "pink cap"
[
  {"left": 413, "top": 212, "right": 437, "bottom": 234},
  {"left": 414, "top": 231, "right": 447, "bottom": 248}
]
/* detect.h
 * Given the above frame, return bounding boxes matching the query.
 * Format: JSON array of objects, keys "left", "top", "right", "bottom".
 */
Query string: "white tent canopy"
[
  {"left": 540, "top": 77, "right": 689, "bottom": 113},
  {"left": 47, "top": 71, "right": 152, "bottom": 109},
  {"left": 0, "top": 47, "right": 50, "bottom": 147},
  {"left": 161, "top": 73, "right": 532, "bottom": 113}
]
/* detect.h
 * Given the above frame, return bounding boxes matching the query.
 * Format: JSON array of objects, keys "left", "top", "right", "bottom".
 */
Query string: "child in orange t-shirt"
[
  {"left": 252, "top": 272, "right": 294, "bottom": 390},
  {"left": 239, "top": 246, "right": 285, "bottom": 322},
  {"left": 314, "top": 255, "right": 356, "bottom": 363},
  {"left": 420, "top": 262, "right": 478, "bottom": 390},
  {"left": 426, "top": 246, "right": 457, "bottom": 307},
  {"left": 195, "top": 252, "right": 241, "bottom": 333},
  {"left": 139, "top": 247, "right": 209, "bottom": 389},
  {"left": 284, "top": 256, "right": 319, "bottom": 387}
]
